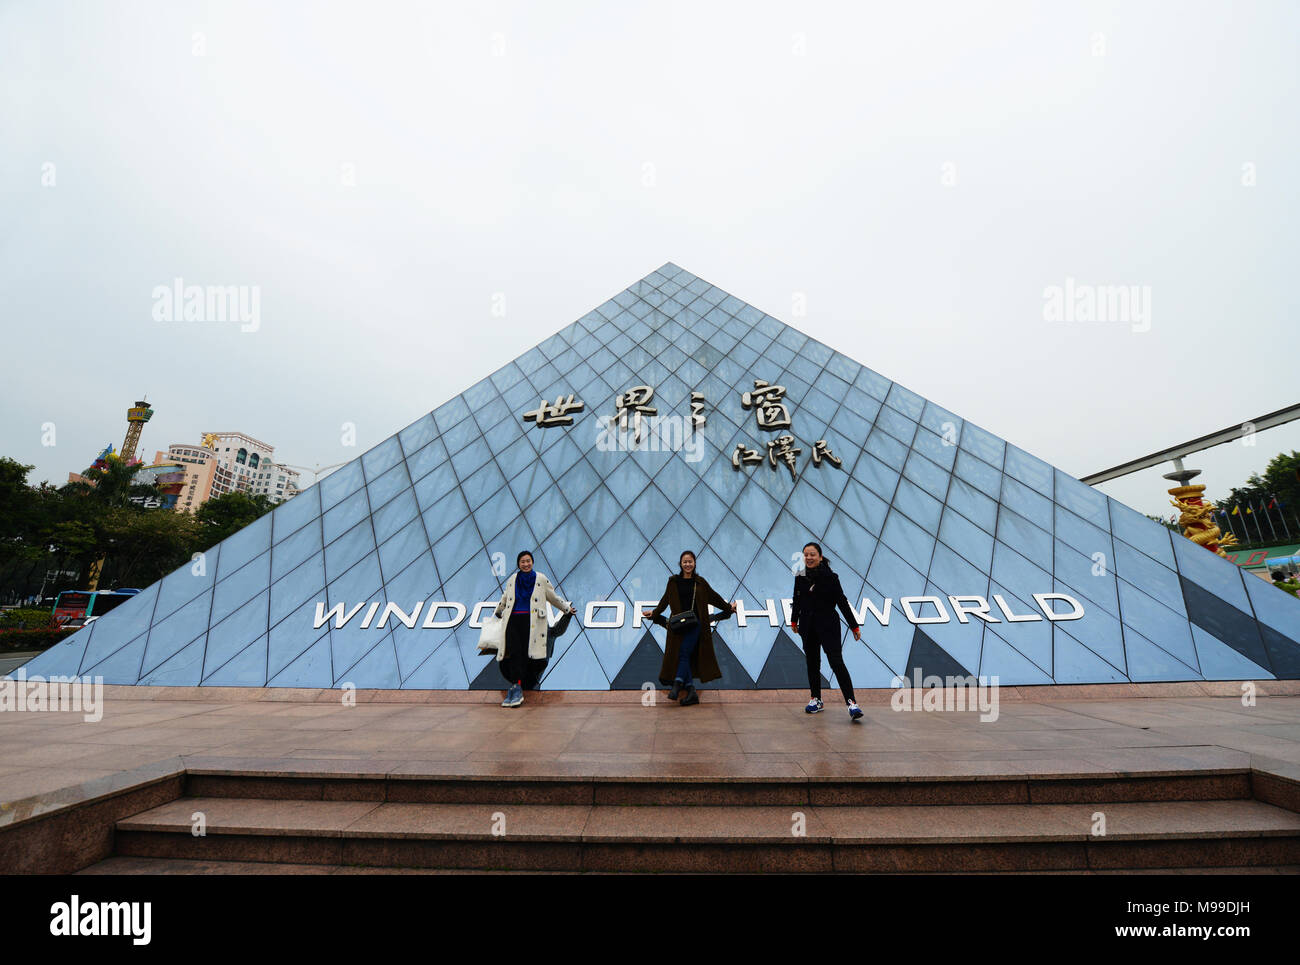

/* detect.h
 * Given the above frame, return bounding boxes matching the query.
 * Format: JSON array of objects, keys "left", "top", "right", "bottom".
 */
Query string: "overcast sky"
[{"left": 2, "top": 0, "right": 1297, "bottom": 525}]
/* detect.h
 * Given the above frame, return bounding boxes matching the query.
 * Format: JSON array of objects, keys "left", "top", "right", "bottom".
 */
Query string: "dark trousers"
[
  {"left": 500, "top": 613, "right": 548, "bottom": 689},
  {"left": 802, "top": 625, "right": 855, "bottom": 703},
  {"left": 674, "top": 623, "right": 701, "bottom": 684}
]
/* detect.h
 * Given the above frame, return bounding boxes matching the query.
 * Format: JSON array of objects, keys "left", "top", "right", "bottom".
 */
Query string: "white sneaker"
[
  {"left": 848, "top": 701, "right": 864, "bottom": 721},
  {"left": 804, "top": 697, "right": 824, "bottom": 714}
]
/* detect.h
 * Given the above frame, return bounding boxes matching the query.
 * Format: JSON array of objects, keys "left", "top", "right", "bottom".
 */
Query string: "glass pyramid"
[{"left": 20, "top": 264, "right": 1300, "bottom": 689}]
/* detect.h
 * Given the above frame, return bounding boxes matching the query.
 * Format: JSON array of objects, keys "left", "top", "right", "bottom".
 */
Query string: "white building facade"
[
  {"left": 161, "top": 432, "right": 301, "bottom": 510},
  {"left": 202, "top": 431, "right": 301, "bottom": 504}
]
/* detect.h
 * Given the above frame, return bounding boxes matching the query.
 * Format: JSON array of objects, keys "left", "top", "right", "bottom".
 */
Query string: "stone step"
[
  {"left": 77, "top": 855, "right": 1300, "bottom": 875},
  {"left": 114, "top": 796, "right": 1300, "bottom": 872},
  {"left": 78, "top": 856, "right": 567, "bottom": 874},
  {"left": 181, "top": 764, "right": 1255, "bottom": 808}
]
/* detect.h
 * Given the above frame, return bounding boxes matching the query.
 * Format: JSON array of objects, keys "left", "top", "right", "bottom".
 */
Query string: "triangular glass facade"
[{"left": 21, "top": 264, "right": 1300, "bottom": 688}]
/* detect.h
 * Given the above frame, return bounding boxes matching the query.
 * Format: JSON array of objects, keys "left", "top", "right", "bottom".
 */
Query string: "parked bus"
[{"left": 52, "top": 589, "right": 141, "bottom": 629}]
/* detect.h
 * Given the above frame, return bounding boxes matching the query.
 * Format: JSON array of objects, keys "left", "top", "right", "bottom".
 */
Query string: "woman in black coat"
[{"left": 790, "top": 542, "right": 864, "bottom": 721}]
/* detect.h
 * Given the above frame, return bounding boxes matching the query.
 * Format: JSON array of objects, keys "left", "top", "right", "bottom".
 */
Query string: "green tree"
[
  {"left": 1261, "top": 451, "right": 1300, "bottom": 517},
  {"left": 1, "top": 453, "right": 197, "bottom": 602},
  {"left": 45, "top": 520, "right": 96, "bottom": 560},
  {"left": 1216, "top": 450, "right": 1300, "bottom": 545},
  {"left": 96, "top": 508, "right": 203, "bottom": 588},
  {"left": 0, "top": 458, "right": 37, "bottom": 536},
  {"left": 194, "top": 491, "right": 275, "bottom": 549},
  {"left": 63, "top": 453, "right": 160, "bottom": 508},
  {"left": 0, "top": 459, "right": 68, "bottom": 596}
]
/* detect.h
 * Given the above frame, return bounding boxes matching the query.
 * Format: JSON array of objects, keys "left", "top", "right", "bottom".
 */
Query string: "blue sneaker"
[
  {"left": 804, "top": 697, "right": 824, "bottom": 714},
  {"left": 848, "top": 701, "right": 863, "bottom": 722},
  {"left": 502, "top": 683, "right": 524, "bottom": 708}
]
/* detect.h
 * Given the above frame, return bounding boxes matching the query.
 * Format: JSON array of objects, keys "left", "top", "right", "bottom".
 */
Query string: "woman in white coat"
[{"left": 492, "top": 550, "right": 576, "bottom": 707}]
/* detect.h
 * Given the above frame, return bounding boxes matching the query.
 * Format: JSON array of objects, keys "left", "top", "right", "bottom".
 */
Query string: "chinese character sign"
[
  {"left": 766, "top": 435, "right": 801, "bottom": 480},
  {"left": 611, "top": 385, "right": 658, "bottom": 444},
  {"left": 741, "top": 379, "right": 792, "bottom": 431},
  {"left": 523, "top": 395, "right": 585, "bottom": 428}
]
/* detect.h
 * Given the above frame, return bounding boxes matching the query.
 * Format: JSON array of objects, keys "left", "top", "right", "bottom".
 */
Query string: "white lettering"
[
  {"left": 584, "top": 600, "right": 625, "bottom": 629},
  {"left": 315, "top": 600, "right": 369, "bottom": 629},
  {"left": 421, "top": 602, "right": 466, "bottom": 629},
  {"left": 734, "top": 598, "right": 778, "bottom": 628},
  {"left": 899, "top": 596, "right": 950, "bottom": 624},
  {"left": 468, "top": 601, "right": 497, "bottom": 629},
  {"left": 305, "top": 591, "right": 1076, "bottom": 634},
  {"left": 633, "top": 601, "right": 660, "bottom": 628},
  {"left": 948, "top": 595, "right": 1000, "bottom": 624},
  {"left": 860, "top": 597, "right": 892, "bottom": 627},
  {"left": 1033, "top": 592, "right": 1085, "bottom": 621},
  {"left": 993, "top": 594, "right": 1043, "bottom": 623},
  {"left": 376, "top": 600, "right": 424, "bottom": 629},
  {"left": 358, "top": 601, "right": 382, "bottom": 629}
]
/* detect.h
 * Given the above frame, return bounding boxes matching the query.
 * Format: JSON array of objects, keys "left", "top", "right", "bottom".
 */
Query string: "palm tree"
[{"left": 65, "top": 454, "right": 159, "bottom": 507}]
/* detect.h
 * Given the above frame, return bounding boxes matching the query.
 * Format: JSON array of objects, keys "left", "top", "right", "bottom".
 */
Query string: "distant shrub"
[
  {"left": 0, "top": 624, "right": 77, "bottom": 652},
  {"left": 0, "top": 608, "right": 59, "bottom": 630}
]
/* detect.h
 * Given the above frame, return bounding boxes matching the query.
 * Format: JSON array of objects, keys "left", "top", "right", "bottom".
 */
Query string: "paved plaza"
[{"left": 4, "top": 682, "right": 1299, "bottom": 808}]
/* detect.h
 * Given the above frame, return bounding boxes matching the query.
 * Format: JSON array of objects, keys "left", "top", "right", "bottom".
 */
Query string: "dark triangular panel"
[
  {"left": 469, "top": 655, "right": 507, "bottom": 690},
  {"left": 1179, "top": 576, "right": 1273, "bottom": 675},
  {"left": 755, "top": 629, "right": 828, "bottom": 691},
  {"left": 611, "top": 630, "right": 666, "bottom": 690},
  {"left": 1261, "top": 624, "right": 1300, "bottom": 679},
  {"left": 696, "top": 632, "right": 757, "bottom": 690},
  {"left": 905, "top": 626, "right": 973, "bottom": 680}
]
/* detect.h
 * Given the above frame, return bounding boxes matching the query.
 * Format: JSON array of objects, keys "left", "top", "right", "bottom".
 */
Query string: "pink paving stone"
[
  {"left": 3, "top": 688, "right": 1300, "bottom": 824},
  {"left": 1060, "top": 799, "right": 1300, "bottom": 839},
  {"left": 119, "top": 797, "right": 383, "bottom": 836},
  {"left": 581, "top": 805, "right": 833, "bottom": 843},
  {"left": 813, "top": 802, "right": 1084, "bottom": 843},
  {"left": 344, "top": 802, "right": 592, "bottom": 840}
]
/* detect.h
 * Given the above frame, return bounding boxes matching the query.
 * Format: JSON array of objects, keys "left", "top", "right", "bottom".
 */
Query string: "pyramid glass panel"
[{"left": 21, "top": 264, "right": 1300, "bottom": 688}]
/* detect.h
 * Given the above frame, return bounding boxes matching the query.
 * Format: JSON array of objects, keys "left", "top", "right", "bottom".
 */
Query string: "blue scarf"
[{"left": 513, "top": 570, "right": 537, "bottom": 614}]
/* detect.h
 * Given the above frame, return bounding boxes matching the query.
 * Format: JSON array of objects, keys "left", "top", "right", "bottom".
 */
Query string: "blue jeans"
[{"left": 675, "top": 623, "right": 701, "bottom": 683}]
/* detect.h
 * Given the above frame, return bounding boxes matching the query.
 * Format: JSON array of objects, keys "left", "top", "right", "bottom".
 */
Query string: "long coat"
[
  {"left": 790, "top": 564, "right": 860, "bottom": 640},
  {"left": 492, "top": 571, "right": 571, "bottom": 662},
  {"left": 650, "top": 575, "right": 731, "bottom": 685}
]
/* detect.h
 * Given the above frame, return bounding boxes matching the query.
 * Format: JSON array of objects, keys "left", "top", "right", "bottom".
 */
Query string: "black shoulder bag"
[{"left": 667, "top": 580, "right": 699, "bottom": 632}]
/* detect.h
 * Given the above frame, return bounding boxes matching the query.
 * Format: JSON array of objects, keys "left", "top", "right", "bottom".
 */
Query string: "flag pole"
[
  {"left": 1261, "top": 500, "right": 1279, "bottom": 542},
  {"left": 1274, "top": 497, "right": 1292, "bottom": 541},
  {"left": 1224, "top": 510, "right": 1243, "bottom": 544},
  {"left": 1228, "top": 506, "right": 1245, "bottom": 544}
]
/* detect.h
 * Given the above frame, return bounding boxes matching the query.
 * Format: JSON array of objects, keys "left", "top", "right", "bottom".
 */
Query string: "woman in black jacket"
[{"left": 790, "top": 542, "right": 864, "bottom": 721}]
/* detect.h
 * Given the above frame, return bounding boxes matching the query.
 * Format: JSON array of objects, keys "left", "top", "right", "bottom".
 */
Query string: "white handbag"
[{"left": 477, "top": 609, "right": 507, "bottom": 655}]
